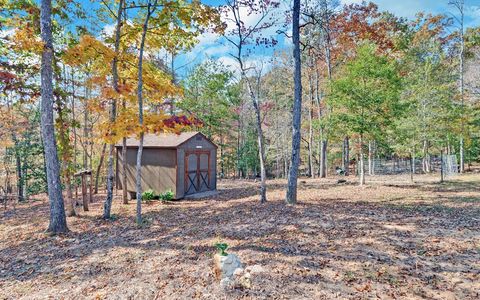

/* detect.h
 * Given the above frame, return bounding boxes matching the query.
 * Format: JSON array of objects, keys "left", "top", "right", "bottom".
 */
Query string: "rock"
[
  {"left": 213, "top": 253, "right": 243, "bottom": 280},
  {"left": 233, "top": 267, "right": 244, "bottom": 277},
  {"left": 245, "top": 264, "right": 265, "bottom": 274},
  {"left": 214, "top": 254, "right": 265, "bottom": 290},
  {"left": 237, "top": 275, "right": 251, "bottom": 289},
  {"left": 219, "top": 278, "right": 233, "bottom": 289}
]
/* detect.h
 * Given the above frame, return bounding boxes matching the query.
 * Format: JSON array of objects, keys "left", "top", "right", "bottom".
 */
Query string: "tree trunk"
[
  {"left": 457, "top": 1, "right": 465, "bottom": 173},
  {"left": 440, "top": 149, "right": 444, "bottom": 183},
  {"left": 83, "top": 77, "right": 89, "bottom": 174},
  {"left": 252, "top": 98, "right": 267, "bottom": 203},
  {"left": 103, "top": 0, "right": 124, "bottom": 219},
  {"left": 359, "top": 135, "right": 365, "bottom": 186},
  {"left": 368, "top": 141, "right": 373, "bottom": 176},
  {"left": 66, "top": 174, "right": 76, "bottom": 217},
  {"left": 459, "top": 138, "right": 464, "bottom": 173},
  {"left": 307, "top": 71, "right": 314, "bottom": 178},
  {"left": 286, "top": 0, "right": 302, "bottom": 205},
  {"left": 314, "top": 66, "right": 322, "bottom": 178},
  {"left": 236, "top": 119, "right": 241, "bottom": 179},
  {"left": 135, "top": 133, "right": 144, "bottom": 224},
  {"left": 228, "top": 2, "right": 267, "bottom": 202},
  {"left": 81, "top": 173, "right": 88, "bottom": 211},
  {"left": 40, "top": 0, "right": 68, "bottom": 233},
  {"left": 12, "top": 134, "right": 24, "bottom": 202},
  {"left": 122, "top": 136, "right": 128, "bottom": 204},
  {"left": 71, "top": 70, "right": 78, "bottom": 205},
  {"left": 343, "top": 136, "right": 349, "bottom": 176},
  {"left": 320, "top": 139, "right": 327, "bottom": 178},
  {"left": 410, "top": 150, "right": 415, "bottom": 183},
  {"left": 239, "top": 71, "right": 267, "bottom": 200},
  {"left": 422, "top": 140, "right": 430, "bottom": 173},
  {"left": 135, "top": 0, "right": 157, "bottom": 224},
  {"left": 94, "top": 143, "right": 107, "bottom": 194}
]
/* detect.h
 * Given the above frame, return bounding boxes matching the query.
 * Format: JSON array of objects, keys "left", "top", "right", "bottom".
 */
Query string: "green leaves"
[
  {"left": 215, "top": 242, "right": 228, "bottom": 256},
  {"left": 330, "top": 42, "right": 402, "bottom": 140}
]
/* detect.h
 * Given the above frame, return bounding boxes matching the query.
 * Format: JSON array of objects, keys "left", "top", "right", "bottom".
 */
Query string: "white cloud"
[
  {"left": 101, "top": 23, "right": 116, "bottom": 38},
  {"left": 0, "top": 28, "right": 15, "bottom": 39},
  {"left": 465, "top": 5, "right": 480, "bottom": 19},
  {"left": 341, "top": 0, "right": 470, "bottom": 21}
]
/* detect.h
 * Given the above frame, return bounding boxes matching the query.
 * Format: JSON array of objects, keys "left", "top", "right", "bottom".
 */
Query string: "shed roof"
[{"left": 115, "top": 131, "right": 214, "bottom": 148}]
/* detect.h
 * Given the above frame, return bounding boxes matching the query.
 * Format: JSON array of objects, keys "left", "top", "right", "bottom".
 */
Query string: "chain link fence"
[{"left": 368, "top": 155, "right": 459, "bottom": 177}]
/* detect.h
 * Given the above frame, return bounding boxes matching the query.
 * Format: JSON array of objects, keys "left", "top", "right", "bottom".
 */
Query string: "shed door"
[{"left": 185, "top": 151, "right": 210, "bottom": 195}]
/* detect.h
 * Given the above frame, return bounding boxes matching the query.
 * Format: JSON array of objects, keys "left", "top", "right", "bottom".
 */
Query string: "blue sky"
[
  {"left": 73, "top": 0, "right": 480, "bottom": 78},
  {"left": 173, "top": 0, "right": 480, "bottom": 78}
]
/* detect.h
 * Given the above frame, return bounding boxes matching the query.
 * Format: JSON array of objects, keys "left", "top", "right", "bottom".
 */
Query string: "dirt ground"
[{"left": 1, "top": 173, "right": 479, "bottom": 299}]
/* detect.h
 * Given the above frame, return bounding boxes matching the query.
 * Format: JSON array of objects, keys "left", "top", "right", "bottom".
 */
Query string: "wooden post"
[{"left": 75, "top": 170, "right": 92, "bottom": 211}]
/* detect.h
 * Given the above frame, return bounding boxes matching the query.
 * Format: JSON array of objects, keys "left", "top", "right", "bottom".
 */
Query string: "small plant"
[
  {"left": 215, "top": 242, "right": 228, "bottom": 256},
  {"left": 159, "top": 189, "right": 174, "bottom": 202},
  {"left": 142, "top": 189, "right": 156, "bottom": 202}
]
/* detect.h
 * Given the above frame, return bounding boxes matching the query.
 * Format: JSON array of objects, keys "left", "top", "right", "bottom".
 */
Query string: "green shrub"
[
  {"left": 142, "top": 189, "right": 156, "bottom": 202},
  {"left": 159, "top": 189, "right": 174, "bottom": 202},
  {"left": 215, "top": 242, "right": 228, "bottom": 256}
]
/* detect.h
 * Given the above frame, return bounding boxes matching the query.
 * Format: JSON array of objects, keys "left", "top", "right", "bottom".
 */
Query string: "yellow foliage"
[
  {"left": 61, "top": 0, "right": 222, "bottom": 145},
  {"left": 12, "top": 28, "right": 43, "bottom": 54}
]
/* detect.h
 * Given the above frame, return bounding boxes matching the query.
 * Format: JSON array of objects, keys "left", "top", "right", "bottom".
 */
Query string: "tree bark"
[
  {"left": 320, "top": 138, "right": 327, "bottom": 178},
  {"left": 94, "top": 143, "right": 107, "bottom": 194},
  {"left": 307, "top": 71, "right": 314, "bottom": 178},
  {"left": 457, "top": 1, "right": 465, "bottom": 173},
  {"left": 135, "top": 0, "right": 157, "bottom": 224},
  {"left": 286, "top": 0, "right": 302, "bottom": 205},
  {"left": 40, "top": 0, "right": 68, "bottom": 233},
  {"left": 227, "top": 1, "right": 267, "bottom": 202},
  {"left": 12, "top": 134, "right": 24, "bottom": 202},
  {"left": 251, "top": 91, "right": 267, "bottom": 203},
  {"left": 343, "top": 136, "right": 349, "bottom": 176},
  {"left": 459, "top": 138, "right": 464, "bottom": 173},
  {"left": 359, "top": 135, "right": 365, "bottom": 186},
  {"left": 103, "top": 0, "right": 124, "bottom": 219},
  {"left": 368, "top": 141, "right": 373, "bottom": 176},
  {"left": 440, "top": 149, "right": 444, "bottom": 183},
  {"left": 410, "top": 150, "right": 415, "bottom": 183},
  {"left": 71, "top": 70, "right": 78, "bottom": 205},
  {"left": 122, "top": 136, "right": 128, "bottom": 203},
  {"left": 314, "top": 66, "right": 322, "bottom": 178},
  {"left": 422, "top": 140, "right": 430, "bottom": 173},
  {"left": 81, "top": 173, "right": 88, "bottom": 211}
]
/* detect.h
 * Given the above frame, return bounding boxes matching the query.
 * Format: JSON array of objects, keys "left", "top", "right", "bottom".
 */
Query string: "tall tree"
[
  {"left": 104, "top": 0, "right": 125, "bottom": 220},
  {"left": 135, "top": 0, "right": 158, "bottom": 225},
  {"left": 286, "top": 0, "right": 302, "bottom": 204},
  {"left": 330, "top": 43, "right": 401, "bottom": 185},
  {"left": 40, "top": 0, "right": 68, "bottom": 233},
  {"left": 223, "top": 0, "right": 279, "bottom": 203},
  {"left": 449, "top": 0, "right": 465, "bottom": 173}
]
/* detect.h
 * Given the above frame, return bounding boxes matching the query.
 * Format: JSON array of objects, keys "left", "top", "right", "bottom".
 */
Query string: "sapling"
[{"left": 215, "top": 242, "right": 228, "bottom": 256}]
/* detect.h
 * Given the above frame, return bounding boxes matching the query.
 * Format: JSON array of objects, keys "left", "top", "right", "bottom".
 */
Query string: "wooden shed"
[{"left": 115, "top": 132, "right": 217, "bottom": 199}]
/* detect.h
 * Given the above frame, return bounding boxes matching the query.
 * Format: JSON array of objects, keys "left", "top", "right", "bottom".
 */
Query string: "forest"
[{"left": 1, "top": 0, "right": 479, "bottom": 299}]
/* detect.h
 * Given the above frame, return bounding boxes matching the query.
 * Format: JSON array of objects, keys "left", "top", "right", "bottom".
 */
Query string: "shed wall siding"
[
  {"left": 116, "top": 132, "right": 217, "bottom": 200},
  {"left": 119, "top": 148, "right": 177, "bottom": 196},
  {"left": 176, "top": 149, "right": 185, "bottom": 198}
]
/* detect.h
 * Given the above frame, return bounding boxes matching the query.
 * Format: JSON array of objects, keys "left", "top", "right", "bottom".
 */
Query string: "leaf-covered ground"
[{"left": 1, "top": 174, "right": 479, "bottom": 299}]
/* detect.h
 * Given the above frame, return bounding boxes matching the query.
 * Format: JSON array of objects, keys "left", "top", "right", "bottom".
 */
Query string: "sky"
[{"left": 173, "top": 0, "right": 480, "bottom": 78}]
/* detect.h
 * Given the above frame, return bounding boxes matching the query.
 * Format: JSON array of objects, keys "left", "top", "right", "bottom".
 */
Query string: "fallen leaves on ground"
[{"left": 1, "top": 173, "right": 479, "bottom": 299}]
